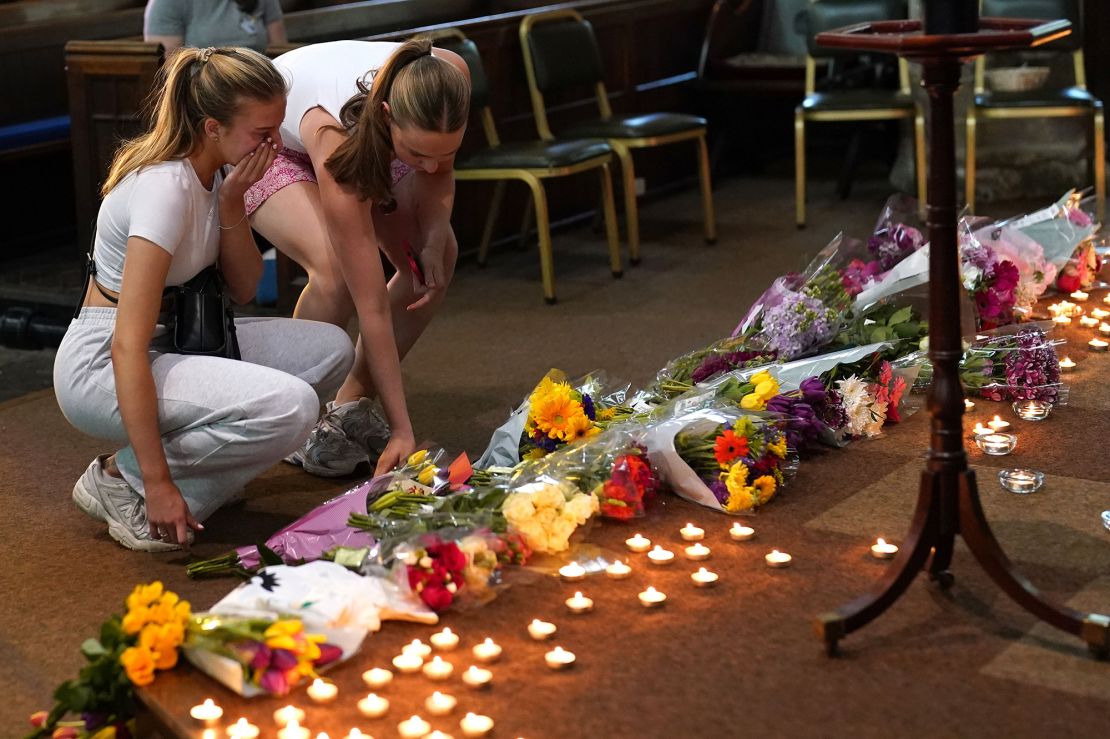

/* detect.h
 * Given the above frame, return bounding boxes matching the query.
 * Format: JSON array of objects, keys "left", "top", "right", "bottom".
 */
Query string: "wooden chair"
[
  {"left": 966, "top": 0, "right": 1104, "bottom": 221},
  {"left": 519, "top": 8, "right": 716, "bottom": 265},
  {"left": 794, "top": 0, "right": 926, "bottom": 228},
  {"left": 432, "top": 28, "right": 622, "bottom": 304}
]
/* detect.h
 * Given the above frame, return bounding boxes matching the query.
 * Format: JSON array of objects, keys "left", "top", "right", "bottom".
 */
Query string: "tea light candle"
[
  {"left": 397, "top": 716, "right": 431, "bottom": 739},
  {"left": 190, "top": 698, "right": 223, "bottom": 724},
  {"left": 226, "top": 719, "right": 260, "bottom": 739},
  {"left": 343, "top": 730, "right": 368, "bottom": 739},
  {"left": 1101, "top": 322, "right": 1110, "bottom": 336},
  {"left": 972, "top": 422, "right": 991, "bottom": 436},
  {"left": 471, "top": 638, "right": 502, "bottom": 663},
  {"left": 964, "top": 398, "right": 975, "bottom": 411},
  {"left": 402, "top": 639, "right": 432, "bottom": 658},
  {"left": 1089, "top": 338, "right": 1109, "bottom": 352},
  {"left": 424, "top": 691, "right": 458, "bottom": 716},
  {"left": 625, "top": 533, "right": 651, "bottom": 553},
  {"left": 565, "top": 591, "right": 593, "bottom": 614},
  {"left": 691, "top": 567, "right": 719, "bottom": 588},
  {"left": 277, "top": 721, "right": 310, "bottom": 739},
  {"left": 729, "top": 523, "right": 755, "bottom": 541},
  {"left": 527, "top": 618, "right": 557, "bottom": 640},
  {"left": 1012, "top": 399, "right": 1051, "bottom": 421},
  {"left": 638, "top": 586, "right": 667, "bottom": 607},
  {"left": 998, "top": 468, "right": 1045, "bottom": 495},
  {"left": 1104, "top": 293, "right": 1110, "bottom": 305},
  {"left": 765, "top": 549, "right": 793, "bottom": 568},
  {"left": 459, "top": 713, "right": 494, "bottom": 738},
  {"left": 461, "top": 665, "right": 492, "bottom": 689},
  {"left": 1070, "top": 290, "right": 1089, "bottom": 301},
  {"left": 870, "top": 538, "right": 898, "bottom": 560},
  {"left": 307, "top": 678, "right": 338, "bottom": 703},
  {"left": 679, "top": 522, "right": 705, "bottom": 541},
  {"left": 605, "top": 559, "right": 632, "bottom": 579},
  {"left": 683, "top": 542, "right": 711, "bottom": 561},
  {"left": 558, "top": 562, "right": 587, "bottom": 582},
  {"left": 987, "top": 415, "right": 1010, "bottom": 433},
  {"left": 647, "top": 545, "right": 675, "bottom": 565},
  {"left": 274, "top": 706, "right": 307, "bottom": 727},
  {"left": 976, "top": 432, "right": 1017, "bottom": 456},
  {"left": 1059, "top": 356, "right": 1077, "bottom": 372},
  {"left": 1080, "top": 316, "right": 1100, "bottom": 328},
  {"left": 362, "top": 667, "right": 393, "bottom": 689},
  {"left": 392, "top": 652, "right": 423, "bottom": 673},
  {"left": 357, "top": 693, "right": 390, "bottom": 719},
  {"left": 430, "top": 628, "right": 460, "bottom": 651},
  {"left": 1053, "top": 315, "right": 1072, "bottom": 326},
  {"left": 423, "top": 656, "right": 454, "bottom": 681},
  {"left": 424, "top": 732, "right": 454, "bottom": 739},
  {"left": 544, "top": 646, "right": 576, "bottom": 670},
  {"left": 1092, "top": 308, "right": 1109, "bottom": 319}
]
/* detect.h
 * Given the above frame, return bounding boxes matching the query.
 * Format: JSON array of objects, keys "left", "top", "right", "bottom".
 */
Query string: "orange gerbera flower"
[{"left": 714, "top": 429, "right": 749, "bottom": 469}]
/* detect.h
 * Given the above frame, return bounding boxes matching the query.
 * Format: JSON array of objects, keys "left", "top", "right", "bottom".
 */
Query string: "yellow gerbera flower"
[
  {"left": 531, "top": 391, "right": 588, "bottom": 442},
  {"left": 752, "top": 475, "right": 777, "bottom": 505}
]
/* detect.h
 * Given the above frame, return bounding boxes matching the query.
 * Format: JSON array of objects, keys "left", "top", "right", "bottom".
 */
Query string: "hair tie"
[{"left": 199, "top": 47, "right": 215, "bottom": 63}]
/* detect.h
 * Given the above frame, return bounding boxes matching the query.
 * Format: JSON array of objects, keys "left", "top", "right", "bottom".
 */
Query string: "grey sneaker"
[
  {"left": 285, "top": 399, "right": 390, "bottom": 477},
  {"left": 72, "top": 457, "right": 183, "bottom": 552}
]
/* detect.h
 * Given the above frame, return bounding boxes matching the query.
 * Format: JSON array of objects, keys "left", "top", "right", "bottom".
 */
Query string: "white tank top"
[{"left": 273, "top": 40, "right": 402, "bottom": 155}]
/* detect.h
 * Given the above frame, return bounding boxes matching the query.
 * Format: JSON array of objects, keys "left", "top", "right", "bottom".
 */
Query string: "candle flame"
[{"left": 877, "top": 538, "right": 887, "bottom": 546}]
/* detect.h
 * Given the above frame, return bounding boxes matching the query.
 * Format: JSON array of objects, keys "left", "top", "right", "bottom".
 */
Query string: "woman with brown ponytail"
[
  {"left": 246, "top": 38, "right": 471, "bottom": 478},
  {"left": 53, "top": 48, "right": 354, "bottom": 551}
]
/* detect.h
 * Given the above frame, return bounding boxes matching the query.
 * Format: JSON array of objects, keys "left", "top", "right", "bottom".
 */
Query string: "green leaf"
[
  {"left": 888, "top": 306, "right": 913, "bottom": 325},
  {"left": 81, "top": 639, "right": 107, "bottom": 659},
  {"left": 257, "top": 543, "right": 283, "bottom": 567}
]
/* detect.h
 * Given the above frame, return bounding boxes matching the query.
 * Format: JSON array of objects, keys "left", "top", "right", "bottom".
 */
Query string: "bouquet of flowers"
[
  {"left": 961, "top": 325, "right": 1064, "bottom": 403},
  {"left": 673, "top": 414, "right": 790, "bottom": 514},
  {"left": 765, "top": 376, "right": 848, "bottom": 454},
  {"left": 509, "top": 427, "right": 659, "bottom": 520},
  {"left": 965, "top": 218, "right": 1056, "bottom": 319},
  {"left": 961, "top": 238, "right": 1021, "bottom": 329},
  {"left": 1056, "top": 238, "right": 1102, "bottom": 293},
  {"left": 186, "top": 615, "right": 340, "bottom": 696},
  {"left": 477, "top": 370, "right": 630, "bottom": 468},
  {"left": 501, "top": 477, "right": 600, "bottom": 554},
  {"left": 29, "top": 582, "right": 190, "bottom": 739}
]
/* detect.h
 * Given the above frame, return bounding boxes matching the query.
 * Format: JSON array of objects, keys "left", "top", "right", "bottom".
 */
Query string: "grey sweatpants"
[{"left": 54, "top": 308, "right": 355, "bottom": 521}]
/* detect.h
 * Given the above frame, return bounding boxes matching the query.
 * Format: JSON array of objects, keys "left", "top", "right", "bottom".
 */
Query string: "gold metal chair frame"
[
  {"left": 519, "top": 9, "right": 717, "bottom": 264},
  {"left": 431, "top": 28, "right": 621, "bottom": 304},
  {"left": 795, "top": 53, "right": 928, "bottom": 227},
  {"left": 965, "top": 48, "right": 1105, "bottom": 222}
]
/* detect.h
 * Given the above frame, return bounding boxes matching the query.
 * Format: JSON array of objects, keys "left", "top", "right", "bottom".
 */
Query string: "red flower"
[
  {"left": 421, "top": 584, "right": 454, "bottom": 611},
  {"left": 714, "top": 430, "right": 749, "bottom": 468},
  {"left": 428, "top": 541, "right": 467, "bottom": 572},
  {"left": 601, "top": 499, "right": 637, "bottom": 520}
]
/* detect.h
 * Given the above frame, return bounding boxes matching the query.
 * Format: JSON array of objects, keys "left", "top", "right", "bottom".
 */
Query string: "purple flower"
[
  {"left": 244, "top": 642, "right": 271, "bottom": 672},
  {"left": 709, "top": 478, "right": 729, "bottom": 506},
  {"left": 82, "top": 712, "right": 108, "bottom": 731},
  {"left": 270, "top": 648, "right": 299, "bottom": 672},
  {"left": 691, "top": 350, "right": 775, "bottom": 384},
  {"left": 869, "top": 222, "right": 924, "bottom": 270},
  {"left": 316, "top": 643, "right": 343, "bottom": 667},
  {"left": 760, "top": 290, "right": 837, "bottom": 359},
  {"left": 581, "top": 394, "right": 596, "bottom": 421},
  {"left": 259, "top": 668, "right": 290, "bottom": 695}
]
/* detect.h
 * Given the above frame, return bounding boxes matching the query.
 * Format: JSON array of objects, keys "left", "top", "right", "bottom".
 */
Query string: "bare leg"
[{"left": 251, "top": 181, "right": 356, "bottom": 328}]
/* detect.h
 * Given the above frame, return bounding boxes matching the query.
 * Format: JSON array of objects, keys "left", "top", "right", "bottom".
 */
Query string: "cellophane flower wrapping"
[
  {"left": 961, "top": 324, "right": 1067, "bottom": 404},
  {"left": 639, "top": 400, "right": 795, "bottom": 515},
  {"left": 476, "top": 369, "right": 630, "bottom": 468},
  {"left": 499, "top": 475, "right": 600, "bottom": 555},
  {"left": 508, "top": 426, "right": 659, "bottom": 521}
]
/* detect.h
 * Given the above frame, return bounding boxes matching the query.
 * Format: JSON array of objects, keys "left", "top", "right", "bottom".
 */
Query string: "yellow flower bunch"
[
  {"left": 723, "top": 462, "right": 756, "bottom": 513},
  {"left": 739, "top": 370, "right": 781, "bottom": 411},
  {"left": 264, "top": 619, "right": 327, "bottom": 679},
  {"left": 527, "top": 377, "right": 596, "bottom": 443},
  {"left": 118, "top": 581, "right": 190, "bottom": 686}
]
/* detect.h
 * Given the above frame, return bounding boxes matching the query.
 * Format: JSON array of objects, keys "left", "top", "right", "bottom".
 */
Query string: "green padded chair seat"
[
  {"left": 455, "top": 138, "right": 611, "bottom": 170},
  {"left": 974, "top": 86, "right": 1103, "bottom": 109},
  {"left": 562, "top": 113, "right": 706, "bottom": 140},
  {"left": 800, "top": 89, "right": 914, "bottom": 112}
]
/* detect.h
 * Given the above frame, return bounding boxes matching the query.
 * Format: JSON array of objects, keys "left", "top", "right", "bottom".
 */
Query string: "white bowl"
[{"left": 986, "top": 66, "right": 1050, "bottom": 92}]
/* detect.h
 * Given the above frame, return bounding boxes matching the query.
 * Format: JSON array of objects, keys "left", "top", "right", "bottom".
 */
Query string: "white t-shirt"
[
  {"left": 94, "top": 160, "right": 223, "bottom": 292},
  {"left": 273, "top": 40, "right": 402, "bottom": 154}
]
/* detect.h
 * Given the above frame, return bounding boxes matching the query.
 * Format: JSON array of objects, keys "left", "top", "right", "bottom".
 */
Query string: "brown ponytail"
[
  {"left": 323, "top": 37, "right": 470, "bottom": 203},
  {"left": 102, "top": 46, "right": 286, "bottom": 195}
]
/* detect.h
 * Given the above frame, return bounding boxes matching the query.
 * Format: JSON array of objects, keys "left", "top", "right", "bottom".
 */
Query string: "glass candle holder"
[
  {"left": 976, "top": 433, "right": 1017, "bottom": 456},
  {"left": 1102, "top": 510, "right": 1110, "bottom": 532},
  {"left": 1011, "top": 400, "right": 1051, "bottom": 422},
  {"left": 998, "top": 469, "right": 1044, "bottom": 495}
]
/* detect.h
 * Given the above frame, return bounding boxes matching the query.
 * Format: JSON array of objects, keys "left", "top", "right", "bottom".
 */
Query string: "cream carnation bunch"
[
  {"left": 501, "top": 479, "right": 599, "bottom": 554},
  {"left": 836, "top": 375, "right": 888, "bottom": 438}
]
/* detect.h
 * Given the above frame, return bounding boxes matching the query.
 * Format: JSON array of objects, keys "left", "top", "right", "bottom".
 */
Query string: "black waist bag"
[{"left": 169, "top": 265, "right": 241, "bottom": 360}]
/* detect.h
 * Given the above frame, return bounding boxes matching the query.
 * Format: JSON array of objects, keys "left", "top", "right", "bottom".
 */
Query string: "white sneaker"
[
  {"left": 72, "top": 457, "right": 184, "bottom": 552},
  {"left": 286, "top": 399, "right": 391, "bottom": 478}
]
